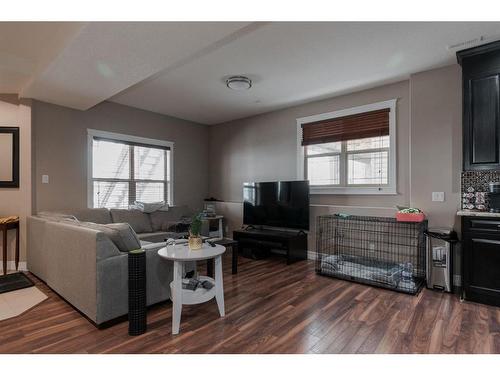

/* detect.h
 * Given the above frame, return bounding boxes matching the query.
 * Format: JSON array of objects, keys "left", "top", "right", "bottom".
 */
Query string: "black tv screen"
[{"left": 243, "top": 180, "right": 309, "bottom": 230}]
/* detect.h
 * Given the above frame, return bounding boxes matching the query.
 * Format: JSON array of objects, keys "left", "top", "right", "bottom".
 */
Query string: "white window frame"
[
  {"left": 87, "top": 129, "right": 174, "bottom": 208},
  {"left": 296, "top": 99, "right": 397, "bottom": 195}
]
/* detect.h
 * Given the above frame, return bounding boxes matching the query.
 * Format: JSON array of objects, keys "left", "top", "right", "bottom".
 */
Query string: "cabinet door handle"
[
  {"left": 472, "top": 238, "right": 500, "bottom": 245},
  {"left": 471, "top": 220, "right": 500, "bottom": 226}
]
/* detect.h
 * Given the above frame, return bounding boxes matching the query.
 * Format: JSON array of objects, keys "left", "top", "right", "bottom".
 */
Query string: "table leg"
[
  {"left": 172, "top": 261, "right": 183, "bottom": 334},
  {"left": 218, "top": 218, "right": 223, "bottom": 239},
  {"left": 207, "top": 258, "right": 214, "bottom": 278},
  {"left": 232, "top": 244, "right": 238, "bottom": 274},
  {"left": 15, "top": 226, "right": 19, "bottom": 271},
  {"left": 214, "top": 255, "right": 225, "bottom": 317},
  {"left": 2, "top": 228, "right": 7, "bottom": 275}
]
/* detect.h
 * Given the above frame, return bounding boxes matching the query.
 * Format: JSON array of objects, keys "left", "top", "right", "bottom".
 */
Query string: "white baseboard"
[{"left": 3, "top": 261, "right": 28, "bottom": 272}]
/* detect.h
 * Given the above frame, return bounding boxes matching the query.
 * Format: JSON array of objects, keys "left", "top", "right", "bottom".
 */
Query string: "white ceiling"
[
  {"left": 2, "top": 22, "right": 500, "bottom": 124},
  {"left": 0, "top": 22, "right": 83, "bottom": 93},
  {"left": 112, "top": 22, "right": 500, "bottom": 124},
  {"left": 20, "top": 22, "right": 251, "bottom": 110}
]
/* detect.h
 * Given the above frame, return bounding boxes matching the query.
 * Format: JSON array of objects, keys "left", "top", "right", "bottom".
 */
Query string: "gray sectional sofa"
[{"left": 27, "top": 205, "right": 193, "bottom": 325}]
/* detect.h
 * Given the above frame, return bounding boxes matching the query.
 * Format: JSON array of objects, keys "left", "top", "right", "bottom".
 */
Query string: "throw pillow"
[
  {"left": 130, "top": 201, "right": 168, "bottom": 213},
  {"left": 77, "top": 221, "right": 141, "bottom": 252},
  {"left": 104, "top": 223, "right": 142, "bottom": 252}
]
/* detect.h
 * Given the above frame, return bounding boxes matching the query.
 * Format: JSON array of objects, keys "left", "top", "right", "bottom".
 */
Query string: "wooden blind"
[{"left": 301, "top": 108, "right": 390, "bottom": 146}]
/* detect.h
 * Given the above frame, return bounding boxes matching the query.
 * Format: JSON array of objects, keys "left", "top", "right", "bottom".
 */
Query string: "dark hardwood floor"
[{"left": 1, "top": 252, "right": 499, "bottom": 354}]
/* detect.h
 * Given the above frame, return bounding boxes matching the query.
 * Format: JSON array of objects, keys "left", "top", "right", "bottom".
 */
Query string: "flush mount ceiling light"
[{"left": 226, "top": 76, "right": 252, "bottom": 91}]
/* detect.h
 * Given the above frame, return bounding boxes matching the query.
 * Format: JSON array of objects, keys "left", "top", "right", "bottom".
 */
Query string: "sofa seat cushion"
[
  {"left": 137, "top": 231, "right": 186, "bottom": 243},
  {"left": 77, "top": 221, "right": 141, "bottom": 252},
  {"left": 73, "top": 208, "right": 112, "bottom": 224},
  {"left": 141, "top": 241, "right": 167, "bottom": 251},
  {"left": 110, "top": 209, "right": 153, "bottom": 233}
]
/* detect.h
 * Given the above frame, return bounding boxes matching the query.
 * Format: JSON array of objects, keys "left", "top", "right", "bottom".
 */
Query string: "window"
[
  {"left": 88, "top": 130, "right": 173, "bottom": 208},
  {"left": 297, "top": 99, "right": 396, "bottom": 195}
]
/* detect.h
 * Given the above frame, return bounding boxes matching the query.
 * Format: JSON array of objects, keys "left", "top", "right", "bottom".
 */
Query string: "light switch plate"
[
  {"left": 42, "top": 175, "right": 49, "bottom": 184},
  {"left": 432, "top": 192, "right": 445, "bottom": 202}
]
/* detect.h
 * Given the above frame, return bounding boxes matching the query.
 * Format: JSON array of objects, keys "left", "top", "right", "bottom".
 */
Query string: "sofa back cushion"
[
  {"left": 77, "top": 221, "right": 141, "bottom": 252},
  {"left": 149, "top": 205, "right": 192, "bottom": 231},
  {"left": 110, "top": 209, "right": 153, "bottom": 233},
  {"left": 73, "top": 208, "right": 112, "bottom": 224},
  {"left": 149, "top": 211, "right": 176, "bottom": 232}
]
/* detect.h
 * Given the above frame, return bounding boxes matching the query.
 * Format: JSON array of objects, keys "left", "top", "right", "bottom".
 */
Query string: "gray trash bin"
[{"left": 425, "top": 228, "right": 458, "bottom": 292}]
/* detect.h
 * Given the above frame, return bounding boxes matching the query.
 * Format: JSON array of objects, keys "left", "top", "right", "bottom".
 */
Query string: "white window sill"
[{"left": 310, "top": 186, "right": 397, "bottom": 195}]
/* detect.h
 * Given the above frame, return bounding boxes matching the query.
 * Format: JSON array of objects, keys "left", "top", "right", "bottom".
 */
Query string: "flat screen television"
[{"left": 243, "top": 180, "right": 309, "bottom": 230}]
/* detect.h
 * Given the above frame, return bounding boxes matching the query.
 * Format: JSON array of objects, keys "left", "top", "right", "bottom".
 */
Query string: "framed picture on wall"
[{"left": 0, "top": 127, "right": 20, "bottom": 188}]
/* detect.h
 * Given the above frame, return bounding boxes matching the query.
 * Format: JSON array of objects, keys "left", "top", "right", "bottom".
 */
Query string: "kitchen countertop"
[{"left": 457, "top": 210, "right": 500, "bottom": 217}]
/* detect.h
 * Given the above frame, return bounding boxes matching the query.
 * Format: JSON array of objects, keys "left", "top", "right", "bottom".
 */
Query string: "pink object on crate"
[{"left": 396, "top": 212, "right": 425, "bottom": 222}]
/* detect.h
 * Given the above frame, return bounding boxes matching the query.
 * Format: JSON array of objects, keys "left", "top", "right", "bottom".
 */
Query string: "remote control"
[
  {"left": 182, "top": 279, "right": 199, "bottom": 291},
  {"left": 207, "top": 241, "right": 216, "bottom": 247},
  {"left": 201, "top": 280, "right": 214, "bottom": 290}
]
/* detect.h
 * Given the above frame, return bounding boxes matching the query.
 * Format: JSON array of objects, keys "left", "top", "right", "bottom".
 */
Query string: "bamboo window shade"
[{"left": 301, "top": 108, "right": 390, "bottom": 146}]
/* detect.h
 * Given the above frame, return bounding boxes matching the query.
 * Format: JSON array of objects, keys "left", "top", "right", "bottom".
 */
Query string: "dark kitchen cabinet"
[
  {"left": 461, "top": 217, "right": 500, "bottom": 307},
  {"left": 458, "top": 41, "right": 500, "bottom": 170}
]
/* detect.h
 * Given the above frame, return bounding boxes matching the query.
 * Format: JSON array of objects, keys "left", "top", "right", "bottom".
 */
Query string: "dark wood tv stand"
[{"left": 233, "top": 227, "right": 307, "bottom": 264}]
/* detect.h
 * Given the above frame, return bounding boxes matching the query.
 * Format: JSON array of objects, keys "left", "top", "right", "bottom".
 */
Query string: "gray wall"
[
  {"left": 209, "top": 80, "right": 410, "bottom": 208},
  {"left": 0, "top": 95, "right": 32, "bottom": 264},
  {"left": 25, "top": 65, "right": 463, "bottom": 263},
  {"left": 208, "top": 65, "right": 462, "bottom": 251},
  {"left": 208, "top": 80, "right": 410, "bottom": 244},
  {"left": 410, "top": 65, "right": 462, "bottom": 230},
  {"left": 32, "top": 100, "right": 209, "bottom": 213}
]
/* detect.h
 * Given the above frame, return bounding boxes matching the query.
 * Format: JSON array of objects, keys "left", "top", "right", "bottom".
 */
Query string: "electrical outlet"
[
  {"left": 369, "top": 242, "right": 375, "bottom": 251},
  {"left": 432, "top": 192, "right": 445, "bottom": 202},
  {"left": 42, "top": 175, "right": 49, "bottom": 184}
]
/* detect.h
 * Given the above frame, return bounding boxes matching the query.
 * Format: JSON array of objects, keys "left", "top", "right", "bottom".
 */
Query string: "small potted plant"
[
  {"left": 188, "top": 213, "right": 203, "bottom": 250},
  {"left": 396, "top": 207, "right": 425, "bottom": 222}
]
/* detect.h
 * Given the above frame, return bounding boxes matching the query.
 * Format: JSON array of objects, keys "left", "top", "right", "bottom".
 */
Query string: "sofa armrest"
[
  {"left": 41, "top": 220, "right": 122, "bottom": 323},
  {"left": 27, "top": 216, "right": 50, "bottom": 281}
]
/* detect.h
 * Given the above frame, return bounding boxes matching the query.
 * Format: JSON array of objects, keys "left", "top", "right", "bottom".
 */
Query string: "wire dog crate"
[{"left": 316, "top": 215, "right": 427, "bottom": 294}]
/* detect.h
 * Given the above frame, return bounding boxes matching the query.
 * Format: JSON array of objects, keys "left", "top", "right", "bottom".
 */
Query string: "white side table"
[
  {"left": 158, "top": 243, "right": 226, "bottom": 334},
  {"left": 202, "top": 215, "right": 224, "bottom": 239}
]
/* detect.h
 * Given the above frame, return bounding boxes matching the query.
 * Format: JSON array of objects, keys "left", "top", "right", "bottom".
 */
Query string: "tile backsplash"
[{"left": 461, "top": 171, "right": 500, "bottom": 210}]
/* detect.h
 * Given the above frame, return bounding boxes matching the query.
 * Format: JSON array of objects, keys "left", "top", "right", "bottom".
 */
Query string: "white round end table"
[{"left": 158, "top": 242, "right": 226, "bottom": 334}]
